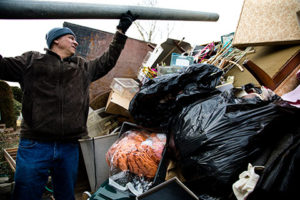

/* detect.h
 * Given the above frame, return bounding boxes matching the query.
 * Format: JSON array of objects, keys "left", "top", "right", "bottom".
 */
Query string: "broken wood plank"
[{"left": 3, "top": 148, "right": 17, "bottom": 172}]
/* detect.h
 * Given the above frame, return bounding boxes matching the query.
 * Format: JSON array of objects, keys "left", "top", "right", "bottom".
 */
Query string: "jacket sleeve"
[
  {"left": 0, "top": 52, "right": 32, "bottom": 83},
  {"left": 86, "top": 31, "right": 127, "bottom": 82}
]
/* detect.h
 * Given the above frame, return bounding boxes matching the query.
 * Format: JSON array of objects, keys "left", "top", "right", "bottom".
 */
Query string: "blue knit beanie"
[{"left": 46, "top": 27, "right": 76, "bottom": 48}]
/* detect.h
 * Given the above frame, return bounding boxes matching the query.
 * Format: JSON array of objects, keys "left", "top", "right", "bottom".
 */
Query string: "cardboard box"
[
  {"left": 105, "top": 90, "right": 132, "bottom": 117},
  {"left": 142, "top": 38, "right": 192, "bottom": 68}
]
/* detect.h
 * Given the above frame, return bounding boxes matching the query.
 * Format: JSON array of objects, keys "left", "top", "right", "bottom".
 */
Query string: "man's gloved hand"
[{"left": 117, "top": 10, "right": 138, "bottom": 34}]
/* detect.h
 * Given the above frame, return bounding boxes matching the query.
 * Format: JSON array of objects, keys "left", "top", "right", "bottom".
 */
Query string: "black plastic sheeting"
[{"left": 129, "top": 64, "right": 223, "bottom": 129}]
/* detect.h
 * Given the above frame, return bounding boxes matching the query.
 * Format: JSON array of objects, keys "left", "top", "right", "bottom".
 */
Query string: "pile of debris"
[
  {"left": 80, "top": 1, "right": 300, "bottom": 199},
  {"left": 84, "top": 60, "right": 299, "bottom": 200}
]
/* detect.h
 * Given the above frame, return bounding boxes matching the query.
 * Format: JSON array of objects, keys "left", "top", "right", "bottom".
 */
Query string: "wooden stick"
[
  {"left": 228, "top": 60, "right": 244, "bottom": 71},
  {"left": 208, "top": 41, "right": 231, "bottom": 64}
]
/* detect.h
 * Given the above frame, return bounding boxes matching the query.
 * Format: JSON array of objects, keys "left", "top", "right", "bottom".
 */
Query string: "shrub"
[
  {"left": 11, "top": 86, "right": 23, "bottom": 103},
  {"left": 13, "top": 99, "right": 22, "bottom": 119},
  {"left": 0, "top": 81, "right": 16, "bottom": 129}
]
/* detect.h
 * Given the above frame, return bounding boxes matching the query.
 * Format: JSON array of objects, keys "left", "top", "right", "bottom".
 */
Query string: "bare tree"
[{"left": 134, "top": 0, "right": 174, "bottom": 43}]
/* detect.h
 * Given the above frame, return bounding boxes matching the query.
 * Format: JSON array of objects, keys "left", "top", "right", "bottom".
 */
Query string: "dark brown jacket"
[{"left": 0, "top": 31, "right": 127, "bottom": 141}]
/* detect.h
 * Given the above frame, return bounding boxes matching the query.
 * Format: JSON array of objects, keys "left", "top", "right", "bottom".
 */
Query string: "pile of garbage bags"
[
  {"left": 128, "top": 64, "right": 299, "bottom": 199},
  {"left": 129, "top": 64, "right": 223, "bottom": 129}
]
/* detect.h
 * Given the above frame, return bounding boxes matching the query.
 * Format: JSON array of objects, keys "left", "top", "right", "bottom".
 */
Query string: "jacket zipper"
[{"left": 59, "top": 60, "right": 64, "bottom": 136}]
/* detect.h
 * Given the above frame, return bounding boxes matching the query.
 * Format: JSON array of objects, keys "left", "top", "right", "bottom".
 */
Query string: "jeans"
[{"left": 12, "top": 138, "right": 79, "bottom": 200}]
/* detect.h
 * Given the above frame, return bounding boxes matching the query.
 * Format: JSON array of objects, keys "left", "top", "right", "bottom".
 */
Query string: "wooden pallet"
[{"left": 3, "top": 147, "right": 17, "bottom": 172}]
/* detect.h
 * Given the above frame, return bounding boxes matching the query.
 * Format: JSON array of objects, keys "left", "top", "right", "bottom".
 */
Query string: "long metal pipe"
[{"left": 0, "top": 0, "right": 219, "bottom": 21}]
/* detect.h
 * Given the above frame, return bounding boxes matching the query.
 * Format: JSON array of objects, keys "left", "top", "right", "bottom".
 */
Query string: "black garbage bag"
[
  {"left": 247, "top": 108, "right": 300, "bottom": 200},
  {"left": 129, "top": 64, "right": 223, "bottom": 129},
  {"left": 169, "top": 90, "right": 298, "bottom": 198}
]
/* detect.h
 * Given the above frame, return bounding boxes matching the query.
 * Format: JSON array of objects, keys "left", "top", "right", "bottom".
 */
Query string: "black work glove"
[{"left": 117, "top": 10, "right": 138, "bottom": 34}]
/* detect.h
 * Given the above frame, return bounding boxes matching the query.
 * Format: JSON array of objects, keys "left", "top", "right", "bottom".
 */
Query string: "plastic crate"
[
  {"left": 110, "top": 78, "right": 139, "bottom": 99},
  {"left": 136, "top": 177, "right": 198, "bottom": 200},
  {"left": 89, "top": 179, "right": 135, "bottom": 200}
]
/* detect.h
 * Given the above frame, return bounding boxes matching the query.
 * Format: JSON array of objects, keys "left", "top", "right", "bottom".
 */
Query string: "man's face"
[{"left": 55, "top": 34, "right": 78, "bottom": 57}]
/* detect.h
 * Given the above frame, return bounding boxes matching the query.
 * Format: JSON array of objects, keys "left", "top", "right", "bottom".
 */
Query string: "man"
[{"left": 0, "top": 11, "right": 137, "bottom": 200}]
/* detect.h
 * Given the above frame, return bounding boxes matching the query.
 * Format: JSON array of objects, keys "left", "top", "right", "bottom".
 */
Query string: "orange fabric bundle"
[{"left": 106, "top": 130, "right": 166, "bottom": 178}]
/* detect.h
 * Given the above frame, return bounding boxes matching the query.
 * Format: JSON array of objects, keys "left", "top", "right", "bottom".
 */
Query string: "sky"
[{"left": 0, "top": 0, "right": 244, "bottom": 86}]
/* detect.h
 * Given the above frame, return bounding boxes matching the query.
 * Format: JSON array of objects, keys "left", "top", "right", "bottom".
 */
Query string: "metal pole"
[{"left": 0, "top": 0, "right": 219, "bottom": 21}]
